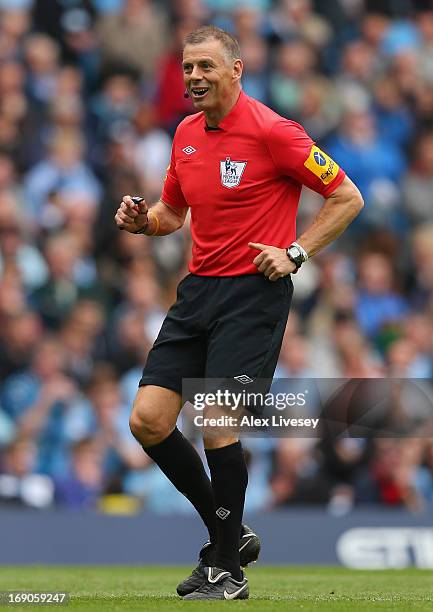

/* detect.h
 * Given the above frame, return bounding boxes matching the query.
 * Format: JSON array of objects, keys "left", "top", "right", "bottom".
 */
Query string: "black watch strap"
[{"left": 286, "top": 244, "right": 307, "bottom": 269}]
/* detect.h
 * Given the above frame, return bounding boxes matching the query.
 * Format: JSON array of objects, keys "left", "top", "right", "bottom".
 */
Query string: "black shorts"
[{"left": 139, "top": 273, "right": 293, "bottom": 403}]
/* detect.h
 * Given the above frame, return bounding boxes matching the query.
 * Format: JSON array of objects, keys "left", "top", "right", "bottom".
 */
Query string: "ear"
[{"left": 232, "top": 58, "right": 243, "bottom": 83}]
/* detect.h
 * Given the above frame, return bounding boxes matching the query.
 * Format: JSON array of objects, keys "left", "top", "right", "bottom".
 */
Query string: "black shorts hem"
[{"left": 138, "top": 375, "right": 182, "bottom": 396}]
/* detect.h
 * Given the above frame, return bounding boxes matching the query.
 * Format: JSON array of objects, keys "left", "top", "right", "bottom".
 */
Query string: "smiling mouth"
[{"left": 191, "top": 87, "right": 209, "bottom": 99}]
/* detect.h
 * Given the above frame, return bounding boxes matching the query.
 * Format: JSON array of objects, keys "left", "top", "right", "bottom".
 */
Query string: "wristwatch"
[{"left": 286, "top": 242, "right": 308, "bottom": 270}]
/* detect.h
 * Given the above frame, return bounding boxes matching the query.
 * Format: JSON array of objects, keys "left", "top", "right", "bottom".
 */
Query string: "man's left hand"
[{"left": 249, "top": 242, "right": 297, "bottom": 281}]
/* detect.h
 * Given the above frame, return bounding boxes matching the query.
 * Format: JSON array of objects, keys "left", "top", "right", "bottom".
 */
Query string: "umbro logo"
[
  {"left": 182, "top": 146, "right": 196, "bottom": 155},
  {"left": 216, "top": 507, "right": 231, "bottom": 520},
  {"left": 234, "top": 375, "right": 254, "bottom": 384}
]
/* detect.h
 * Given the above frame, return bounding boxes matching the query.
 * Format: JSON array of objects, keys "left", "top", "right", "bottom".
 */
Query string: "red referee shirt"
[{"left": 162, "top": 90, "right": 346, "bottom": 276}]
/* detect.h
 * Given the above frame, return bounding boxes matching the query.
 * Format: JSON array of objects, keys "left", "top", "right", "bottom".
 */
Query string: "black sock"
[
  {"left": 205, "top": 442, "right": 248, "bottom": 581},
  {"left": 142, "top": 428, "right": 217, "bottom": 544}
]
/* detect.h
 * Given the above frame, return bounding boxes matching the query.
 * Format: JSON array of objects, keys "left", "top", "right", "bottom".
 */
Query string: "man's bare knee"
[
  {"left": 129, "top": 385, "right": 182, "bottom": 447},
  {"left": 129, "top": 411, "right": 170, "bottom": 447}
]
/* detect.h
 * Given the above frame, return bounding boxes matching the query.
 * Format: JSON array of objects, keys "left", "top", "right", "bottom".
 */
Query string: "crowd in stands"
[{"left": 0, "top": 0, "right": 433, "bottom": 515}]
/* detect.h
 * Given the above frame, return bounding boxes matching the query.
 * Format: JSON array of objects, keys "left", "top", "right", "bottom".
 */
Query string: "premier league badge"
[{"left": 220, "top": 156, "right": 247, "bottom": 188}]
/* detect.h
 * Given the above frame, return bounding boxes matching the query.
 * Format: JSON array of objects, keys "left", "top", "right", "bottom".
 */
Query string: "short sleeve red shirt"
[{"left": 162, "top": 91, "right": 346, "bottom": 276}]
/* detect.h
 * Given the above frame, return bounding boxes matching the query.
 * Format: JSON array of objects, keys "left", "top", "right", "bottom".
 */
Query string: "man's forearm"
[
  {"left": 143, "top": 200, "right": 187, "bottom": 236},
  {"left": 297, "top": 177, "right": 364, "bottom": 258}
]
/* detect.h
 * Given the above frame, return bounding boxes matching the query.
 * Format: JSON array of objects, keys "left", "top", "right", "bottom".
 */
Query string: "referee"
[{"left": 115, "top": 25, "right": 363, "bottom": 600}]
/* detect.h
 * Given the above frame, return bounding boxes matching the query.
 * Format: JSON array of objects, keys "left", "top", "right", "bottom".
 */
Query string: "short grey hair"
[{"left": 184, "top": 25, "right": 241, "bottom": 62}]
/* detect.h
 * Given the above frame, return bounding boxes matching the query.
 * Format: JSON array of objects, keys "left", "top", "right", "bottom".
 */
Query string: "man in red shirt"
[{"left": 115, "top": 25, "right": 363, "bottom": 600}]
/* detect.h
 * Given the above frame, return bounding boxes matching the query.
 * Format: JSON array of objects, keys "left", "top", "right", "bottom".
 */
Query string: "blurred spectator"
[
  {"left": 403, "top": 132, "right": 433, "bottom": 225},
  {"left": 60, "top": 7, "right": 100, "bottom": 89},
  {"left": 56, "top": 65, "right": 83, "bottom": 99},
  {"left": 337, "top": 40, "right": 379, "bottom": 92},
  {"left": 333, "top": 318, "right": 384, "bottom": 377},
  {"left": 83, "top": 365, "right": 147, "bottom": 490},
  {"left": 402, "top": 314, "right": 433, "bottom": 377},
  {"left": 361, "top": 11, "right": 390, "bottom": 53},
  {"left": 232, "top": 6, "right": 264, "bottom": 43},
  {"left": 239, "top": 35, "right": 269, "bottom": 103},
  {"left": 385, "top": 337, "right": 425, "bottom": 377},
  {"left": 171, "top": 0, "right": 208, "bottom": 23},
  {"left": 24, "top": 129, "right": 102, "bottom": 221},
  {"left": 0, "top": 190, "right": 48, "bottom": 291},
  {"left": 1, "top": 337, "right": 87, "bottom": 477},
  {"left": 372, "top": 75, "right": 414, "bottom": 148},
  {"left": 355, "top": 252, "right": 408, "bottom": 340},
  {"left": 355, "top": 439, "right": 423, "bottom": 510},
  {"left": 0, "top": 437, "right": 54, "bottom": 508},
  {"left": 30, "top": 232, "right": 102, "bottom": 329},
  {"left": 320, "top": 436, "right": 368, "bottom": 512},
  {"left": 109, "top": 307, "right": 152, "bottom": 375},
  {"left": 90, "top": 71, "right": 139, "bottom": 148},
  {"left": 267, "top": 0, "right": 332, "bottom": 49},
  {"left": 96, "top": 0, "right": 168, "bottom": 80},
  {"left": 269, "top": 39, "right": 316, "bottom": 119},
  {"left": 0, "top": 5, "right": 31, "bottom": 62},
  {"left": 325, "top": 109, "right": 406, "bottom": 227},
  {"left": 54, "top": 437, "right": 104, "bottom": 509},
  {"left": 300, "top": 76, "right": 341, "bottom": 141},
  {"left": 270, "top": 439, "right": 328, "bottom": 505},
  {"left": 111, "top": 268, "right": 165, "bottom": 348},
  {"left": 154, "top": 18, "right": 196, "bottom": 133},
  {"left": 275, "top": 333, "right": 315, "bottom": 379},
  {"left": 131, "top": 100, "right": 172, "bottom": 201},
  {"left": 0, "top": 309, "right": 42, "bottom": 379},
  {"left": 59, "top": 299, "right": 107, "bottom": 385},
  {"left": 24, "top": 34, "right": 60, "bottom": 106}
]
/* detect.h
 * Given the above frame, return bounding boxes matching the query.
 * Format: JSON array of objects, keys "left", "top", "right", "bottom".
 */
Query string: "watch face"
[{"left": 287, "top": 246, "right": 303, "bottom": 267}]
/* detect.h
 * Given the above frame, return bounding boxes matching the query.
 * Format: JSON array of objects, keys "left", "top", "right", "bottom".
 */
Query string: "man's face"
[{"left": 182, "top": 39, "right": 242, "bottom": 112}]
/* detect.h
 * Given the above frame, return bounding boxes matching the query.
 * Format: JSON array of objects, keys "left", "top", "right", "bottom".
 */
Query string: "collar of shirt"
[{"left": 204, "top": 90, "right": 247, "bottom": 132}]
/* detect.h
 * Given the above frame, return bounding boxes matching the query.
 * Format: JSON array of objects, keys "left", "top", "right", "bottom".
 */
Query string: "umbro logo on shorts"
[
  {"left": 216, "top": 507, "right": 231, "bottom": 520},
  {"left": 182, "top": 146, "right": 196, "bottom": 155},
  {"left": 234, "top": 375, "right": 254, "bottom": 384}
]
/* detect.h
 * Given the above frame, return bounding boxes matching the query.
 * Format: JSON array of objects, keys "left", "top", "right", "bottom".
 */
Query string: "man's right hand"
[{"left": 115, "top": 195, "right": 149, "bottom": 233}]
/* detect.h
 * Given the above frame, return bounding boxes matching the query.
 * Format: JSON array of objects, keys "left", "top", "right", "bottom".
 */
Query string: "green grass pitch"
[{"left": 1, "top": 566, "right": 433, "bottom": 611}]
